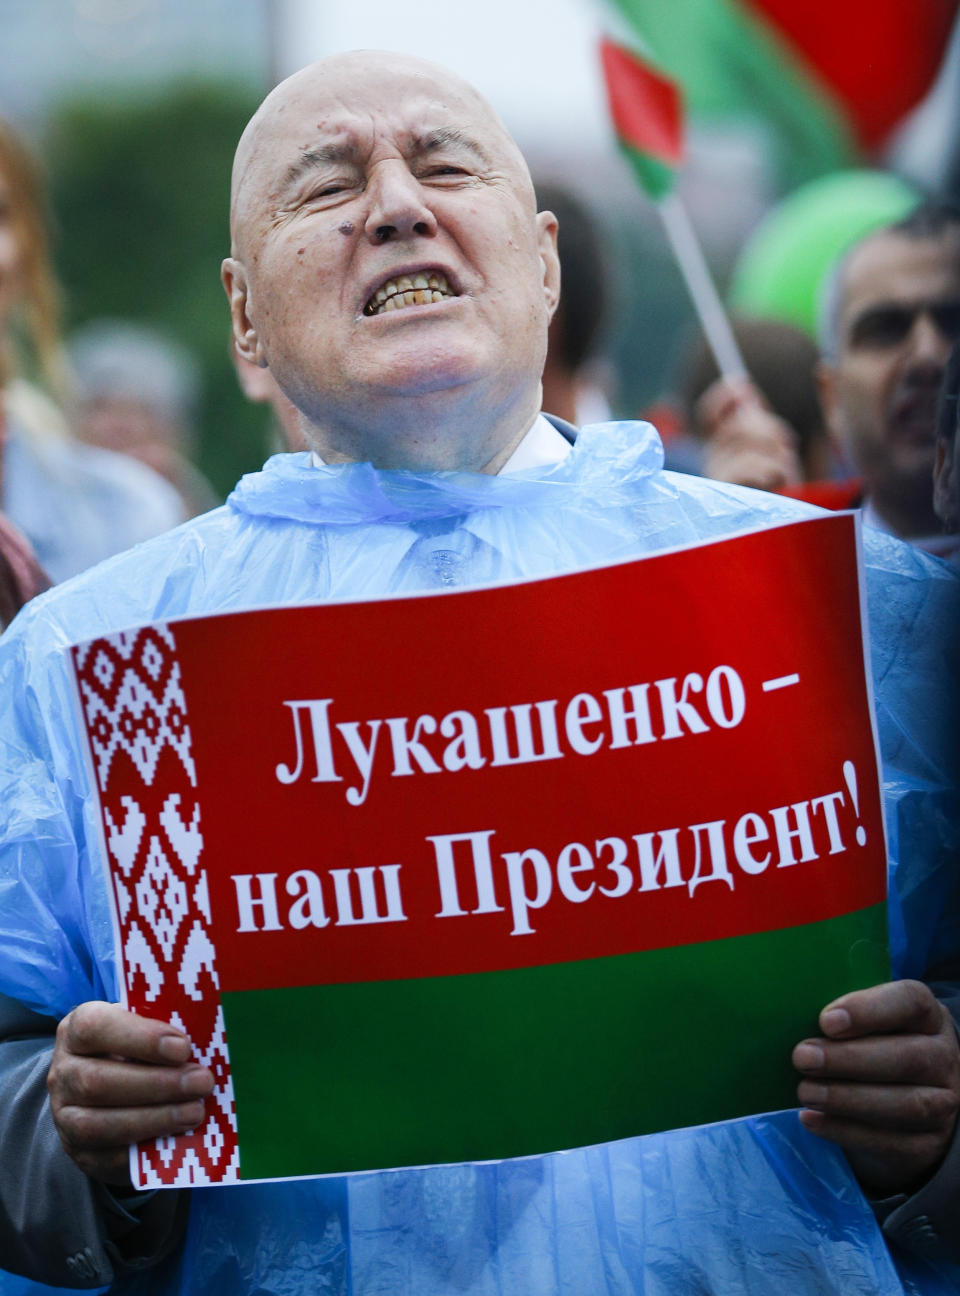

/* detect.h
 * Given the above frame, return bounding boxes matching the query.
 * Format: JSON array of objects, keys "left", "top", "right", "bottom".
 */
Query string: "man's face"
[
  {"left": 821, "top": 230, "right": 960, "bottom": 504},
  {"left": 223, "top": 54, "right": 559, "bottom": 446}
]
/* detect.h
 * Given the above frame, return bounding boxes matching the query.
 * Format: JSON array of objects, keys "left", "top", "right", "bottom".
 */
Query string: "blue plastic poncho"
[{"left": 0, "top": 424, "right": 958, "bottom": 1296}]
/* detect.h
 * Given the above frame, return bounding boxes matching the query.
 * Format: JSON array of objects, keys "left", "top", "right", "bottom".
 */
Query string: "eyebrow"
[
  {"left": 846, "top": 301, "right": 901, "bottom": 328},
  {"left": 280, "top": 126, "right": 492, "bottom": 195},
  {"left": 281, "top": 143, "right": 355, "bottom": 196},
  {"left": 848, "top": 296, "right": 960, "bottom": 332},
  {"left": 408, "top": 127, "right": 492, "bottom": 166}
]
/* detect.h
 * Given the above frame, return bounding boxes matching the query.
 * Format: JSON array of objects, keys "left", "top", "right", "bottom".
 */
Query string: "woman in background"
[{"left": 0, "top": 118, "right": 183, "bottom": 586}]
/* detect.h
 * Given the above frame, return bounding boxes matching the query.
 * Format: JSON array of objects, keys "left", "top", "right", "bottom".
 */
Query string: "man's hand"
[
  {"left": 793, "top": 980, "right": 960, "bottom": 1196},
  {"left": 47, "top": 1001, "right": 215, "bottom": 1187},
  {"left": 697, "top": 377, "right": 804, "bottom": 492}
]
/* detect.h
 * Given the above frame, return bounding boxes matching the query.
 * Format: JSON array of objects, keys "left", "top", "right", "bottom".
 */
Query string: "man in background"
[
  {"left": 69, "top": 319, "right": 219, "bottom": 518},
  {"left": 697, "top": 205, "right": 960, "bottom": 546},
  {"left": 817, "top": 204, "right": 960, "bottom": 550},
  {"left": 535, "top": 182, "right": 612, "bottom": 428}
]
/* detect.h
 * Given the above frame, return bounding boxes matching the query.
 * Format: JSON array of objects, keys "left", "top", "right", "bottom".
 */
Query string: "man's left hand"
[{"left": 793, "top": 980, "right": 960, "bottom": 1195}]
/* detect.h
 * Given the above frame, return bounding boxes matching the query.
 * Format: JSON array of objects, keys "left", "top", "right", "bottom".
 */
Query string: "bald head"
[
  {"left": 221, "top": 49, "right": 560, "bottom": 473},
  {"left": 230, "top": 51, "right": 534, "bottom": 257}
]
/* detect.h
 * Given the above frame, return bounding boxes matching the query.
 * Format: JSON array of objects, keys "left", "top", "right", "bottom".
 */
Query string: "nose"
[
  {"left": 363, "top": 162, "right": 438, "bottom": 245},
  {"left": 907, "top": 310, "right": 953, "bottom": 367}
]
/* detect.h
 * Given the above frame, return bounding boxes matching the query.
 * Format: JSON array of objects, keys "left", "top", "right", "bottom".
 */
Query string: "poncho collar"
[{"left": 227, "top": 421, "right": 664, "bottom": 525}]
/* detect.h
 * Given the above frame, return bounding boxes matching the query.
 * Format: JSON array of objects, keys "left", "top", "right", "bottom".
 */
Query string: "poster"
[{"left": 69, "top": 513, "right": 888, "bottom": 1188}]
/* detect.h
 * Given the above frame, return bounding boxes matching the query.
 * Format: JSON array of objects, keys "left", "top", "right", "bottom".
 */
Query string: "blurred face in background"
[{"left": 821, "top": 230, "right": 960, "bottom": 523}]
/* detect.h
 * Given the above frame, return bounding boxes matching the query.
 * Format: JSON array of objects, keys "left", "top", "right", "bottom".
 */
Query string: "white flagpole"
[{"left": 657, "top": 190, "right": 747, "bottom": 380}]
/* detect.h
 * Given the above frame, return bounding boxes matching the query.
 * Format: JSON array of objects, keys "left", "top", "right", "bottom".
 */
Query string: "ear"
[
  {"left": 221, "top": 257, "right": 266, "bottom": 367},
  {"left": 535, "top": 210, "right": 561, "bottom": 319},
  {"left": 815, "top": 358, "right": 843, "bottom": 448},
  {"left": 231, "top": 338, "right": 274, "bottom": 402}
]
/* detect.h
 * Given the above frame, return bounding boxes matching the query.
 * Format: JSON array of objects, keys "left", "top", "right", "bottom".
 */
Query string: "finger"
[
  {"left": 59, "top": 1002, "right": 193, "bottom": 1065},
  {"left": 706, "top": 452, "right": 793, "bottom": 491},
  {"left": 56, "top": 1098, "right": 207, "bottom": 1154},
  {"left": 797, "top": 1079, "right": 959, "bottom": 1131},
  {"left": 70, "top": 1145, "right": 133, "bottom": 1187},
  {"left": 708, "top": 423, "right": 795, "bottom": 458},
  {"left": 53, "top": 1056, "right": 214, "bottom": 1108},
  {"left": 818, "top": 980, "right": 944, "bottom": 1040},
  {"left": 797, "top": 1108, "right": 950, "bottom": 1168},
  {"left": 696, "top": 379, "right": 742, "bottom": 430},
  {"left": 720, "top": 414, "right": 792, "bottom": 456},
  {"left": 792, "top": 1032, "right": 957, "bottom": 1085}
]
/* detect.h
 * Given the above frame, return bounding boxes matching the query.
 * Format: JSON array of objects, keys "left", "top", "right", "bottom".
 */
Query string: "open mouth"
[
  {"left": 364, "top": 271, "right": 456, "bottom": 316},
  {"left": 890, "top": 386, "right": 940, "bottom": 440}
]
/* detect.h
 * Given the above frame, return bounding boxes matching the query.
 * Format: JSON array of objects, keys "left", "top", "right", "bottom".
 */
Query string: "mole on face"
[{"left": 338, "top": 221, "right": 355, "bottom": 236}]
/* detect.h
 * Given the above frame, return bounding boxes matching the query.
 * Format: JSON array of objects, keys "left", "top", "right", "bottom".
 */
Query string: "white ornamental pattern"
[{"left": 74, "top": 625, "right": 239, "bottom": 1186}]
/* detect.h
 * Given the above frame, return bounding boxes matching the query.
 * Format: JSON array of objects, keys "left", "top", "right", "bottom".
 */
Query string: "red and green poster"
[{"left": 69, "top": 513, "right": 888, "bottom": 1189}]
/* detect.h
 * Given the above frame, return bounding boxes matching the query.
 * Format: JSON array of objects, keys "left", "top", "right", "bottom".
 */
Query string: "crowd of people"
[
  {"left": 0, "top": 45, "right": 957, "bottom": 1296},
  {"left": 685, "top": 203, "right": 960, "bottom": 560}
]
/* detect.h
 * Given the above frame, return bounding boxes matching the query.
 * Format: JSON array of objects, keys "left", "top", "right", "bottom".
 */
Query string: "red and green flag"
[
  {"left": 70, "top": 513, "right": 888, "bottom": 1188},
  {"left": 599, "top": 35, "right": 685, "bottom": 200},
  {"left": 602, "top": 0, "right": 958, "bottom": 186}
]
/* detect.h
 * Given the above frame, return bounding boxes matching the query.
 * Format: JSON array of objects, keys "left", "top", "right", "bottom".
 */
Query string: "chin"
[
  {"left": 888, "top": 437, "right": 936, "bottom": 475},
  {"left": 366, "top": 351, "right": 491, "bottom": 399}
]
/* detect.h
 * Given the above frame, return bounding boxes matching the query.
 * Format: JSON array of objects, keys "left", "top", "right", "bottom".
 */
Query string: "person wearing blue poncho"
[{"left": 0, "top": 50, "right": 959, "bottom": 1296}]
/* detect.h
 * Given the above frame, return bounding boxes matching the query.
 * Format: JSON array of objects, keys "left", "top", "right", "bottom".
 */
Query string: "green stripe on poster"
[{"left": 222, "top": 903, "right": 888, "bottom": 1181}]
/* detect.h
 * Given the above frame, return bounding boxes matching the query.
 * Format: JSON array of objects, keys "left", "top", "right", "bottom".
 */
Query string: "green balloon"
[{"left": 729, "top": 170, "right": 920, "bottom": 338}]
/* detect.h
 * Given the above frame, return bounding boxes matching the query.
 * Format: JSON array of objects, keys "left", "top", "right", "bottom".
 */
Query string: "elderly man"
[{"left": 0, "top": 53, "right": 957, "bottom": 1294}]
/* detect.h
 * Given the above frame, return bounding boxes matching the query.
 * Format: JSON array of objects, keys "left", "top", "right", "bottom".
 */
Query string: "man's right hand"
[{"left": 47, "top": 1001, "right": 215, "bottom": 1187}]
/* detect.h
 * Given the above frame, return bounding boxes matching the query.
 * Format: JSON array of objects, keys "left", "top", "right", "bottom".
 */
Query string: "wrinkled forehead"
[{"left": 231, "top": 54, "right": 532, "bottom": 236}]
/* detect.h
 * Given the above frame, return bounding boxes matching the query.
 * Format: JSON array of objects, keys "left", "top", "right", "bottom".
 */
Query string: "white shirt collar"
[
  {"left": 308, "top": 413, "right": 572, "bottom": 475},
  {"left": 498, "top": 414, "right": 572, "bottom": 474}
]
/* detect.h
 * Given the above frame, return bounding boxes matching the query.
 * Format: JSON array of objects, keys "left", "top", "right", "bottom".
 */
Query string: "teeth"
[{"left": 365, "top": 271, "right": 454, "bottom": 315}]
